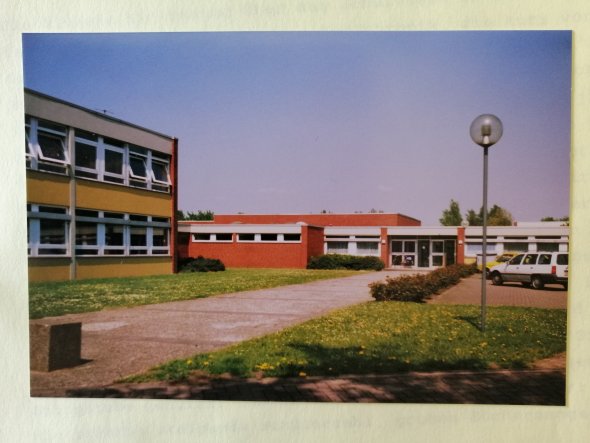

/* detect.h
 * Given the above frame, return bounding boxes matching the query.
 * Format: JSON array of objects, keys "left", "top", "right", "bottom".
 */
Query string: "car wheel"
[
  {"left": 531, "top": 276, "right": 545, "bottom": 290},
  {"left": 491, "top": 273, "right": 503, "bottom": 286}
]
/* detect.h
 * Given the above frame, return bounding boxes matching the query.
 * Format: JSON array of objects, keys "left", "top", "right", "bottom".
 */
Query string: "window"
[
  {"left": 238, "top": 233, "right": 255, "bottom": 241},
  {"left": 25, "top": 119, "right": 70, "bottom": 173},
  {"left": 466, "top": 243, "right": 497, "bottom": 255},
  {"left": 73, "top": 211, "right": 169, "bottom": 256},
  {"left": 27, "top": 117, "right": 173, "bottom": 193},
  {"left": 557, "top": 254, "right": 568, "bottom": 265},
  {"left": 357, "top": 242, "right": 379, "bottom": 256},
  {"left": 152, "top": 228, "right": 169, "bottom": 254},
  {"left": 537, "top": 243, "right": 559, "bottom": 252},
  {"left": 261, "top": 233, "right": 278, "bottom": 241},
  {"left": 37, "top": 121, "right": 68, "bottom": 163},
  {"left": 327, "top": 242, "right": 348, "bottom": 254},
  {"left": 151, "top": 159, "right": 170, "bottom": 184},
  {"left": 215, "top": 233, "right": 232, "bottom": 242},
  {"left": 151, "top": 156, "right": 171, "bottom": 192},
  {"left": 129, "top": 146, "right": 149, "bottom": 188},
  {"left": 538, "top": 254, "right": 552, "bottom": 265},
  {"left": 503, "top": 242, "right": 528, "bottom": 253},
  {"left": 283, "top": 234, "right": 301, "bottom": 242},
  {"left": 27, "top": 204, "right": 69, "bottom": 256},
  {"left": 193, "top": 233, "right": 211, "bottom": 241},
  {"left": 104, "top": 146, "right": 125, "bottom": 184},
  {"left": 508, "top": 255, "right": 524, "bottom": 265},
  {"left": 75, "top": 221, "right": 98, "bottom": 255},
  {"left": 523, "top": 254, "right": 538, "bottom": 265},
  {"left": 129, "top": 226, "right": 148, "bottom": 255}
]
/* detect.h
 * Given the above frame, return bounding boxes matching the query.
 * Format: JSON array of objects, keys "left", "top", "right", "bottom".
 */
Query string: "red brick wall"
[
  {"left": 456, "top": 227, "right": 465, "bottom": 264},
  {"left": 380, "top": 227, "right": 390, "bottom": 266},
  {"left": 208, "top": 213, "right": 420, "bottom": 227},
  {"left": 186, "top": 239, "right": 306, "bottom": 268},
  {"left": 305, "top": 225, "right": 325, "bottom": 263}
]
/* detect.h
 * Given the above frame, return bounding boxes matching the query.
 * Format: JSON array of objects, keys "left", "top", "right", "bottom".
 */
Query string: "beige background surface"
[{"left": 1, "top": 1, "right": 588, "bottom": 441}]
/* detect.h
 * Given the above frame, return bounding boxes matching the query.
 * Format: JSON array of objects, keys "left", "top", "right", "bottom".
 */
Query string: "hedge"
[
  {"left": 179, "top": 256, "right": 226, "bottom": 272},
  {"left": 307, "top": 254, "right": 385, "bottom": 271},
  {"left": 369, "top": 263, "right": 477, "bottom": 302}
]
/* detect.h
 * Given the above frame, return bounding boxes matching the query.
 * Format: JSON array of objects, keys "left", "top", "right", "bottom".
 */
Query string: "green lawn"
[
  {"left": 127, "top": 302, "right": 567, "bottom": 382},
  {"left": 29, "top": 268, "right": 360, "bottom": 319}
]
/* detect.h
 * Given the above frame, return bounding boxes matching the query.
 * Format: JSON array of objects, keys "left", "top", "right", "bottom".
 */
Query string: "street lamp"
[{"left": 470, "top": 114, "right": 503, "bottom": 332}]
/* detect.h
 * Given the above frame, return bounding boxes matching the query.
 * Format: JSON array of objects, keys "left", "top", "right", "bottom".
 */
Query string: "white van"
[{"left": 489, "top": 252, "right": 568, "bottom": 290}]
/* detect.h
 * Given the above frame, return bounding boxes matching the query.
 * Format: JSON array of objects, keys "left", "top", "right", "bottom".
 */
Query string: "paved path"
[
  {"left": 429, "top": 274, "right": 568, "bottom": 309},
  {"left": 31, "top": 270, "right": 413, "bottom": 396}
]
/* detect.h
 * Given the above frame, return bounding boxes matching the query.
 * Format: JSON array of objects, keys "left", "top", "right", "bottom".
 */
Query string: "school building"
[
  {"left": 25, "top": 89, "right": 178, "bottom": 281},
  {"left": 178, "top": 214, "right": 569, "bottom": 270},
  {"left": 25, "top": 90, "right": 569, "bottom": 281}
]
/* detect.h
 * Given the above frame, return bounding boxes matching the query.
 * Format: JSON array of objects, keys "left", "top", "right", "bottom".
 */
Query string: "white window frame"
[
  {"left": 35, "top": 120, "right": 70, "bottom": 166},
  {"left": 150, "top": 157, "right": 171, "bottom": 186},
  {"left": 74, "top": 132, "right": 99, "bottom": 178},
  {"left": 102, "top": 143, "right": 126, "bottom": 184},
  {"left": 28, "top": 204, "right": 70, "bottom": 257}
]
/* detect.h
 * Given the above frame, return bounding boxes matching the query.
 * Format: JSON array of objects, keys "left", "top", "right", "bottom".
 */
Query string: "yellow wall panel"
[
  {"left": 76, "top": 180, "right": 172, "bottom": 216},
  {"left": 28, "top": 258, "right": 71, "bottom": 282},
  {"left": 26, "top": 171, "right": 70, "bottom": 207},
  {"left": 75, "top": 257, "right": 172, "bottom": 280}
]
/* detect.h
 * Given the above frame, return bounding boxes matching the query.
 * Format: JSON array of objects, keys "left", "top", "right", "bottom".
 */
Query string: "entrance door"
[
  {"left": 418, "top": 240, "right": 430, "bottom": 267},
  {"left": 391, "top": 240, "right": 416, "bottom": 267},
  {"left": 431, "top": 240, "right": 445, "bottom": 267}
]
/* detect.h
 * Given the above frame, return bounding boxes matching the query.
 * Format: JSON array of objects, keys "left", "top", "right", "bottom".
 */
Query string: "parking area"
[{"left": 429, "top": 274, "right": 567, "bottom": 309}]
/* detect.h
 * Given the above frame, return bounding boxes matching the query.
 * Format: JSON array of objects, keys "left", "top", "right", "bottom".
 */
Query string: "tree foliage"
[
  {"left": 440, "top": 200, "right": 514, "bottom": 226},
  {"left": 464, "top": 204, "right": 513, "bottom": 226},
  {"left": 177, "top": 210, "right": 214, "bottom": 221},
  {"left": 439, "top": 199, "right": 463, "bottom": 226}
]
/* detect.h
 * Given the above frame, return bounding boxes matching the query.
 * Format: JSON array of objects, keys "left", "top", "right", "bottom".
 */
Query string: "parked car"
[
  {"left": 478, "top": 252, "right": 518, "bottom": 275},
  {"left": 489, "top": 252, "right": 568, "bottom": 290}
]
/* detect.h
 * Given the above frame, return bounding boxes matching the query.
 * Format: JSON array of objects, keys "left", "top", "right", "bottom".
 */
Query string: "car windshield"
[{"left": 497, "top": 255, "right": 512, "bottom": 262}]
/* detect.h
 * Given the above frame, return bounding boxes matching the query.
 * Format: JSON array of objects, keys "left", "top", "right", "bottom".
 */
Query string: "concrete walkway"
[{"left": 31, "top": 270, "right": 413, "bottom": 396}]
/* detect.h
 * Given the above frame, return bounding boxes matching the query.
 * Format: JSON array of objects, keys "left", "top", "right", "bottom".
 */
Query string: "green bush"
[
  {"left": 307, "top": 254, "right": 385, "bottom": 271},
  {"left": 370, "top": 263, "right": 477, "bottom": 302},
  {"left": 179, "top": 256, "right": 226, "bottom": 272}
]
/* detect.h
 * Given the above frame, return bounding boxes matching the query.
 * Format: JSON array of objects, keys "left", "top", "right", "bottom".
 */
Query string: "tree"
[
  {"left": 465, "top": 209, "right": 481, "bottom": 226},
  {"left": 464, "top": 204, "right": 513, "bottom": 226},
  {"left": 487, "top": 204, "right": 513, "bottom": 226},
  {"left": 177, "top": 210, "right": 214, "bottom": 221},
  {"left": 439, "top": 199, "right": 463, "bottom": 226}
]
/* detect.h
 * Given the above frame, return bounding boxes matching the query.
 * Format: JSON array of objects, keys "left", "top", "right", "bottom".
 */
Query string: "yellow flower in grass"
[{"left": 186, "top": 359, "right": 193, "bottom": 366}]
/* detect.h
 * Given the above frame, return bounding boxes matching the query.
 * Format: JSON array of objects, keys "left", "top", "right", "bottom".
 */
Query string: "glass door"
[
  {"left": 431, "top": 240, "right": 445, "bottom": 267},
  {"left": 391, "top": 240, "right": 416, "bottom": 267},
  {"left": 418, "top": 240, "right": 430, "bottom": 267}
]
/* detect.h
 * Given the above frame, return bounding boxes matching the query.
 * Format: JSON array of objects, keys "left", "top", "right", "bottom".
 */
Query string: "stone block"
[{"left": 30, "top": 322, "right": 82, "bottom": 371}]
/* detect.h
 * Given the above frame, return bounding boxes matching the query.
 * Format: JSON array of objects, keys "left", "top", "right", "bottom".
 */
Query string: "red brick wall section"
[
  {"left": 306, "top": 226, "right": 325, "bottom": 265},
  {"left": 380, "top": 227, "right": 390, "bottom": 266},
  {"left": 187, "top": 238, "right": 307, "bottom": 268},
  {"left": 208, "top": 213, "right": 421, "bottom": 227},
  {"left": 456, "top": 226, "right": 465, "bottom": 264}
]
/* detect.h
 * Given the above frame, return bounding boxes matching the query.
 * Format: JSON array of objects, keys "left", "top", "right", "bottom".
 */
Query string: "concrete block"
[{"left": 30, "top": 322, "right": 81, "bottom": 371}]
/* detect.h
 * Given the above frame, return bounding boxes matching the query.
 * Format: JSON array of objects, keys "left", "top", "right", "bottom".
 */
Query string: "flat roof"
[{"left": 24, "top": 88, "right": 176, "bottom": 141}]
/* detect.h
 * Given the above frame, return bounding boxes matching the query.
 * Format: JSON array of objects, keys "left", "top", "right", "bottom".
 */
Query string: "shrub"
[
  {"left": 307, "top": 254, "right": 385, "bottom": 271},
  {"left": 180, "top": 256, "right": 226, "bottom": 272},
  {"left": 370, "top": 263, "right": 477, "bottom": 302}
]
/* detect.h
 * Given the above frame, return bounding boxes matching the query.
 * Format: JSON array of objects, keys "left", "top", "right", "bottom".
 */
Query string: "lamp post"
[{"left": 470, "top": 114, "right": 503, "bottom": 332}]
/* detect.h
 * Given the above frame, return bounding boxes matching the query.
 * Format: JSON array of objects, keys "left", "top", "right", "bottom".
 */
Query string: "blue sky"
[{"left": 22, "top": 31, "right": 571, "bottom": 224}]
